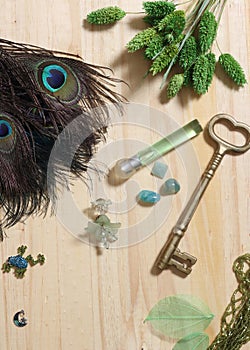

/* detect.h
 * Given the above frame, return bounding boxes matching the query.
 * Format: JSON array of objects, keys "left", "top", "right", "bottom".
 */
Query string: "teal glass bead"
[
  {"left": 138, "top": 190, "right": 160, "bottom": 204},
  {"left": 151, "top": 161, "right": 168, "bottom": 179},
  {"left": 163, "top": 178, "right": 180, "bottom": 194}
]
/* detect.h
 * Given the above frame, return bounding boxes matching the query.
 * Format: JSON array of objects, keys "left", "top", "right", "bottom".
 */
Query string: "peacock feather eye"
[
  {"left": 37, "top": 60, "right": 81, "bottom": 104},
  {"left": 42, "top": 65, "right": 67, "bottom": 92},
  {"left": 0, "top": 114, "right": 16, "bottom": 153},
  {"left": 0, "top": 120, "right": 12, "bottom": 138}
]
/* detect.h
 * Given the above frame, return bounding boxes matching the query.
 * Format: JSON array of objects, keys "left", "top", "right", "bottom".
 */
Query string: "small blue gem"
[
  {"left": 151, "top": 161, "right": 168, "bottom": 179},
  {"left": 163, "top": 178, "right": 180, "bottom": 194},
  {"left": 138, "top": 190, "right": 160, "bottom": 204},
  {"left": 8, "top": 256, "right": 28, "bottom": 269}
]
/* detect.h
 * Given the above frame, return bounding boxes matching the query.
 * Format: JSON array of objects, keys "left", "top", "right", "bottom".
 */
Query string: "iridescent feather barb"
[{"left": 0, "top": 38, "right": 124, "bottom": 233}]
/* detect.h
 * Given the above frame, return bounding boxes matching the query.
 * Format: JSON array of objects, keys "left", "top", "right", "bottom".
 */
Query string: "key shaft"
[
  {"left": 175, "top": 151, "right": 223, "bottom": 233},
  {"left": 156, "top": 150, "right": 224, "bottom": 273}
]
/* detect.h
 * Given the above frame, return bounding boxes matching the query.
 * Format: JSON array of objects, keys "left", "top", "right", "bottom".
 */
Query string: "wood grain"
[{"left": 0, "top": 1, "right": 249, "bottom": 349}]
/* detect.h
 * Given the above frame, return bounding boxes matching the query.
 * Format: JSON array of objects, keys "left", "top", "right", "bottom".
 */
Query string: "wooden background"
[{"left": 0, "top": 0, "right": 249, "bottom": 349}]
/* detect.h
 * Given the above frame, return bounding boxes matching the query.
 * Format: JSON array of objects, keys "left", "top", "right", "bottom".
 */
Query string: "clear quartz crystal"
[{"left": 91, "top": 198, "right": 112, "bottom": 215}]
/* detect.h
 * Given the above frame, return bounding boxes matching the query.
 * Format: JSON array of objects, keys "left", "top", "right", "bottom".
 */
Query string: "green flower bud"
[
  {"left": 179, "top": 36, "right": 198, "bottom": 70},
  {"left": 167, "top": 73, "right": 184, "bottom": 98},
  {"left": 192, "top": 54, "right": 209, "bottom": 94},
  {"left": 149, "top": 44, "right": 178, "bottom": 75},
  {"left": 143, "top": 1, "right": 176, "bottom": 18},
  {"left": 219, "top": 53, "right": 247, "bottom": 86},
  {"left": 145, "top": 34, "right": 165, "bottom": 59},
  {"left": 87, "top": 6, "right": 126, "bottom": 25},
  {"left": 126, "top": 28, "right": 157, "bottom": 52},
  {"left": 158, "top": 10, "right": 186, "bottom": 39},
  {"left": 198, "top": 11, "right": 218, "bottom": 54}
]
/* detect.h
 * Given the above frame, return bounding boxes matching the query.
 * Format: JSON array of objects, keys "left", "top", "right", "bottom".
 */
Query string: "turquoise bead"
[
  {"left": 163, "top": 178, "right": 180, "bottom": 194},
  {"left": 138, "top": 190, "right": 160, "bottom": 204},
  {"left": 151, "top": 161, "right": 168, "bottom": 179}
]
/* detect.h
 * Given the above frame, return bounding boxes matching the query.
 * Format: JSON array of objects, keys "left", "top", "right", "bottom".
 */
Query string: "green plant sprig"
[
  {"left": 87, "top": 6, "right": 126, "bottom": 25},
  {"left": 86, "top": 1, "right": 247, "bottom": 100}
]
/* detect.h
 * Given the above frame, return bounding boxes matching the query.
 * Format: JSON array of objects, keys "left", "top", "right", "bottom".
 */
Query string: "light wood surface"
[{"left": 0, "top": 1, "right": 249, "bottom": 349}]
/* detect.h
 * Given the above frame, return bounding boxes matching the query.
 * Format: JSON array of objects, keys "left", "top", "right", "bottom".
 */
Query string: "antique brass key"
[{"left": 155, "top": 114, "right": 250, "bottom": 275}]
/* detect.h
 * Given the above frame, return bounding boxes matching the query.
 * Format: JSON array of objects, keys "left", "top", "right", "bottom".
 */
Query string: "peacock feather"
[{"left": 0, "top": 38, "right": 124, "bottom": 233}]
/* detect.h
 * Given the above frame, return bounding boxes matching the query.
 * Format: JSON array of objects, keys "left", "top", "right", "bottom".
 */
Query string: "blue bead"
[
  {"left": 163, "top": 178, "right": 180, "bottom": 194},
  {"left": 151, "top": 161, "right": 168, "bottom": 179},
  {"left": 8, "top": 256, "right": 28, "bottom": 269},
  {"left": 138, "top": 190, "right": 160, "bottom": 204}
]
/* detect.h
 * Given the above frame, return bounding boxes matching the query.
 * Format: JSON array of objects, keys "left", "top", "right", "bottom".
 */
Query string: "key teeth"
[
  {"left": 168, "top": 248, "right": 197, "bottom": 275},
  {"left": 174, "top": 248, "right": 197, "bottom": 265}
]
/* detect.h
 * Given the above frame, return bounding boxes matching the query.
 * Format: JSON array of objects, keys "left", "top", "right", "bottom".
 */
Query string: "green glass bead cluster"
[
  {"left": 208, "top": 254, "right": 250, "bottom": 350},
  {"left": 86, "top": 1, "right": 247, "bottom": 100}
]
